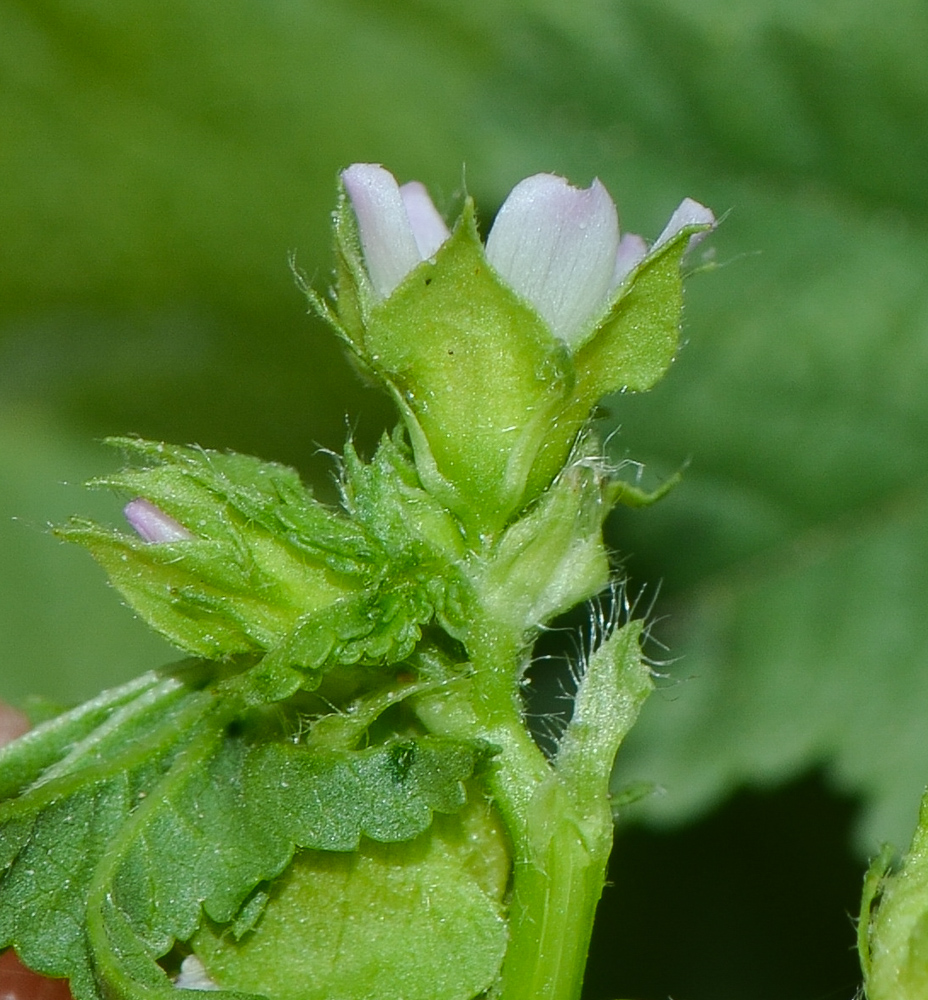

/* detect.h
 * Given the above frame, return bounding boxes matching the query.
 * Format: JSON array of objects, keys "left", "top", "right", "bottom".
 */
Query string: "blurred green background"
[{"left": 3, "top": 2, "right": 928, "bottom": 997}]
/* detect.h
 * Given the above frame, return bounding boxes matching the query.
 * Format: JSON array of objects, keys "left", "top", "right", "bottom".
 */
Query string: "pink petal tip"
[{"left": 124, "top": 498, "right": 194, "bottom": 543}]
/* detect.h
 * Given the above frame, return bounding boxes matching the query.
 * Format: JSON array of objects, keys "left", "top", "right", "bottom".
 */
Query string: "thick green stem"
[
  {"left": 419, "top": 618, "right": 616, "bottom": 1000},
  {"left": 498, "top": 801, "right": 612, "bottom": 1000}
]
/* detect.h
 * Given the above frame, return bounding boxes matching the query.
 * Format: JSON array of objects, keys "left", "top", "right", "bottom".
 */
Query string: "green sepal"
[
  {"left": 330, "top": 176, "right": 379, "bottom": 359},
  {"left": 368, "top": 200, "right": 572, "bottom": 537},
  {"left": 574, "top": 223, "right": 710, "bottom": 400},
  {"left": 517, "top": 224, "right": 711, "bottom": 514},
  {"left": 476, "top": 432, "right": 612, "bottom": 635}
]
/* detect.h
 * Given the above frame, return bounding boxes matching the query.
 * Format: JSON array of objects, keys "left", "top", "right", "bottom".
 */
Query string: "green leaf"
[
  {"left": 191, "top": 801, "right": 510, "bottom": 1000},
  {"left": 0, "top": 665, "right": 221, "bottom": 998},
  {"left": 1, "top": 660, "right": 492, "bottom": 1000},
  {"left": 244, "top": 736, "right": 493, "bottom": 851},
  {"left": 338, "top": 431, "right": 471, "bottom": 636},
  {"left": 0, "top": 671, "right": 171, "bottom": 802},
  {"left": 88, "top": 732, "right": 494, "bottom": 1000}
]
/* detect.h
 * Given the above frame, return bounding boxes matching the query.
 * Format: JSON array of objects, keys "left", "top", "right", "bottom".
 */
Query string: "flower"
[
  {"left": 341, "top": 164, "right": 714, "bottom": 347},
  {"left": 123, "top": 497, "right": 194, "bottom": 543},
  {"left": 332, "top": 164, "right": 714, "bottom": 536}
]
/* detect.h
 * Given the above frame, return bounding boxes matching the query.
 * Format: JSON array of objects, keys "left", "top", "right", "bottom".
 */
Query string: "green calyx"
[
  {"left": 327, "top": 188, "right": 706, "bottom": 540},
  {"left": 55, "top": 437, "right": 444, "bottom": 686}
]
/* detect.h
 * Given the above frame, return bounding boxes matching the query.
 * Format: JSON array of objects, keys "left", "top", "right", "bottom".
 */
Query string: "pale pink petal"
[
  {"left": 611, "top": 232, "right": 648, "bottom": 289},
  {"left": 341, "top": 164, "right": 422, "bottom": 299},
  {"left": 485, "top": 174, "right": 620, "bottom": 345},
  {"left": 653, "top": 197, "right": 716, "bottom": 251},
  {"left": 399, "top": 181, "right": 450, "bottom": 260},
  {"left": 124, "top": 498, "right": 193, "bottom": 543}
]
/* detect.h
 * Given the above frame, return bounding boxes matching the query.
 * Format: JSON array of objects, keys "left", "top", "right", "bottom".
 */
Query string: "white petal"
[
  {"left": 400, "top": 181, "right": 450, "bottom": 260},
  {"left": 124, "top": 498, "right": 193, "bottom": 543},
  {"left": 174, "top": 955, "right": 221, "bottom": 992},
  {"left": 341, "top": 164, "right": 423, "bottom": 299},
  {"left": 485, "top": 173, "right": 620, "bottom": 345},
  {"left": 611, "top": 232, "right": 648, "bottom": 289},
  {"left": 653, "top": 197, "right": 716, "bottom": 251}
]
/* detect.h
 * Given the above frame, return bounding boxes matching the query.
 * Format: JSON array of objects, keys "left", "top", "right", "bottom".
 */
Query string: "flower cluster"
[{"left": 0, "top": 164, "right": 718, "bottom": 1000}]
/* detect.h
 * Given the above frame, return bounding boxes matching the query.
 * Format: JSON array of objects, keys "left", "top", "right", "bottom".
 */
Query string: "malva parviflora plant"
[{"left": 12, "top": 164, "right": 916, "bottom": 1000}]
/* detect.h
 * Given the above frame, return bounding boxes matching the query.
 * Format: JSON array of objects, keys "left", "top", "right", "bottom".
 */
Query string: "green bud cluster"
[{"left": 861, "top": 792, "right": 928, "bottom": 999}]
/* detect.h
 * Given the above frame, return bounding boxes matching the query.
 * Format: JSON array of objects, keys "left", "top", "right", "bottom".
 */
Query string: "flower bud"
[
  {"left": 0, "top": 702, "right": 30, "bottom": 747},
  {"left": 861, "top": 792, "right": 928, "bottom": 999},
  {"left": 58, "top": 439, "right": 434, "bottom": 677},
  {"left": 123, "top": 497, "right": 194, "bottom": 543}
]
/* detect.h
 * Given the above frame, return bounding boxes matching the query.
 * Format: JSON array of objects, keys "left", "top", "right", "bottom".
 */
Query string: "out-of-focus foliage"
[{"left": 2, "top": 0, "right": 927, "bottom": 898}]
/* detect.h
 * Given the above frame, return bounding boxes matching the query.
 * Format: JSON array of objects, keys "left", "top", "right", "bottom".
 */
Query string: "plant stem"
[
  {"left": 451, "top": 619, "right": 615, "bottom": 1000},
  {"left": 497, "top": 805, "right": 611, "bottom": 1000}
]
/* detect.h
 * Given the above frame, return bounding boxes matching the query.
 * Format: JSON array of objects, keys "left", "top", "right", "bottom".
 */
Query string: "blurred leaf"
[{"left": 593, "top": 4, "right": 928, "bottom": 853}]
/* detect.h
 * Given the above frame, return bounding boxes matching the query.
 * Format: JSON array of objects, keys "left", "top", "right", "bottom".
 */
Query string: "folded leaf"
[{"left": 0, "top": 662, "right": 492, "bottom": 1000}]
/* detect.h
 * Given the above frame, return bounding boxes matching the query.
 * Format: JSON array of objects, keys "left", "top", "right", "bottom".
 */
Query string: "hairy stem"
[{"left": 419, "top": 617, "right": 616, "bottom": 1000}]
